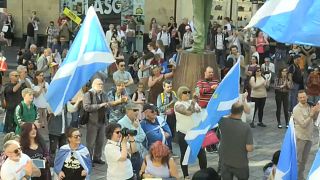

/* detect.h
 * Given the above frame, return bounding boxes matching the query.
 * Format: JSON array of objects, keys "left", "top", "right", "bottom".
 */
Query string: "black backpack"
[{"left": 79, "top": 91, "right": 93, "bottom": 125}]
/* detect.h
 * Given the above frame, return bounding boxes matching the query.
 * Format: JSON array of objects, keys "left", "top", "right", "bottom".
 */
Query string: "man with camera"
[
  {"left": 83, "top": 78, "right": 109, "bottom": 165},
  {"left": 293, "top": 90, "right": 320, "bottom": 180},
  {"left": 118, "top": 102, "right": 146, "bottom": 178},
  {"left": 140, "top": 103, "right": 172, "bottom": 150}
]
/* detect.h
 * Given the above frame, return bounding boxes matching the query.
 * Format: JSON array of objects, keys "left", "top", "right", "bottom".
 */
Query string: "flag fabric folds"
[
  {"left": 182, "top": 59, "right": 240, "bottom": 165},
  {"left": 246, "top": 0, "right": 320, "bottom": 46},
  {"left": 308, "top": 149, "right": 320, "bottom": 180},
  {"left": 46, "top": 6, "right": 115, "bottom": 115},
  {"left": 275, "top": 118, "right": 298, "bottom": 180}
]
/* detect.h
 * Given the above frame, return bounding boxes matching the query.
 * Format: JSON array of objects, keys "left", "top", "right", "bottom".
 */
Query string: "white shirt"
[
  {"left": 216, "top": 34, "right": 224, "bottom": 50},
  {"left": 261, "top": 62, "right": 275, "bottom": 73},
  {"left": 1, "top": 153, "right": 31, "bottom": 180},
  {"left": 105, "top": 30, "right": 113, "bottom": 44},
  {"left": 157, "top": 31, "right": 170, "bottom": 46},
  {"left": 174, "top": 100, "right": 202, "bottom": 134},
  {"left": 32, "top": 82, "right": 49, "bottom": 108},
  {"left": 156, "top": 48, "right": 164, "bottom": 59},
  {"left": 105, "top": 140, "right": 133, "bottom": 180}
]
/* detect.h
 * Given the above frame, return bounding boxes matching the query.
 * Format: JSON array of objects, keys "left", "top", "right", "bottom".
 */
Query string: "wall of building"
[
  {"left": 144, "top": 0, "right": 175, "bottom": 31},
  {"left": 7, "top": 0, "right": 60, "bottom": 38}
]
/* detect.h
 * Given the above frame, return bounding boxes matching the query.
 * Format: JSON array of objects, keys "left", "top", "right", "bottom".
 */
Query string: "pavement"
[{"left": 0, "top": 46, "right": 319, "bottom": 179}]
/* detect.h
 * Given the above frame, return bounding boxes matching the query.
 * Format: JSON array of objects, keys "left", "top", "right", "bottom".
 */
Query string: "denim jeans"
[{"left": 289, "top": 82, "right": 300, "bottom": 112}]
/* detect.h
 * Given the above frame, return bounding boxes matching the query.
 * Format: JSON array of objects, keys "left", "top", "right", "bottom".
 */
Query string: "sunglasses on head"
[{"left": 182, "top": 91, "right": 191, "bottom": 94}]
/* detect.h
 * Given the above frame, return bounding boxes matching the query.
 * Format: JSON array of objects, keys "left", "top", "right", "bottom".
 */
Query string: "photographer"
[
  {"left": 105, "top": 123, "right": 137, "bottom": 180},
  {"left": 118, "top": 103, "right": 146, "bottom": 177}
]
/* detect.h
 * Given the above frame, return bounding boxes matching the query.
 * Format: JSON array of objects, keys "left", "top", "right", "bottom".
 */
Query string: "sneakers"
[
  {"left": 250, "top": 123, "right": 256, "bottom": 128},
  {"left": 286, "top": 124, "right": 289, "bottom": 128},
  {"left": 278, "top": 124, "right": 282, "bottom": 129},
  {"left": 257, "top": 122, "right": 267, "bottom": 127}
]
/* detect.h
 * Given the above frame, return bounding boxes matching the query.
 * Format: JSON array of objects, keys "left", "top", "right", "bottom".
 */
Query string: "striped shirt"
[{"left": 196, "top": 79, "right": 219, "bottom": 108}]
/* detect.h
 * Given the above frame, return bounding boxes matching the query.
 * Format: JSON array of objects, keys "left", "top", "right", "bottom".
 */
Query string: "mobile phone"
[{"left": 32, "top": 159, "right": 45, "bottom": 169}]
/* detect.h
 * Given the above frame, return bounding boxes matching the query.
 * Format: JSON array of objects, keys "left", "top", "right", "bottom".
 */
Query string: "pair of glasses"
[
  {"left": 12, "top": 147, "right": 21, "bottom": 154},
  {"left": 114, "top": 131, "right": 121, "bottom": 134},
  {"left": 119, "top": 65, "right": 125, "bottom": 67},
  {"left": 133, "top": 109, "right": 139, "bottom": 112},
  {"left": 72, "top": 134, "right": 82, "bottom": 138},
  {"left": 256, "top": 70, "right": 261, "bottom": 72},
  {"left": 12, "top": 75, "right": 19, "bottom": 77},
  {"left": 182, "top": 91, "right": 191, "bottom": 94}
]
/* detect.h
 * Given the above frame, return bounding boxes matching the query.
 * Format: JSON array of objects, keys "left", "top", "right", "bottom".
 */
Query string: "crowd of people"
[{"left": 0, "top": 9, "right": 318, "bottom": 180}]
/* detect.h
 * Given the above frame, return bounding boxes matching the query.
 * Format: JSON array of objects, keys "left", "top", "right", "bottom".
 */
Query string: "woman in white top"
[
  {"left": 104, "top": 123, "right": 137, "bottom": 180},
  {"left": 32, "top": 71, "right": 50, "bottom": 143},
  {"left": 249, "top": 67, "right": 268, "bottom": 128},
  {"left": 156, "top": 40, "right": 165, "bottom": 59},
  {"left": 174, "top": 86, "right": 206, "bottom": 179}
]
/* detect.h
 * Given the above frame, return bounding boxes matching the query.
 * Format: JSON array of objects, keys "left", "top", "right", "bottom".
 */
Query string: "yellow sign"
[{"left": 63, "top": 8, "right": 82, "bottom": 25}]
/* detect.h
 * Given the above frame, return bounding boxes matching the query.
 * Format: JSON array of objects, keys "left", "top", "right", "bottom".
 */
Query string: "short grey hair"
[
  {"left": 17, "top": 65, "right": 27, "bottom": 73},
  {"left": 30, "top": 44, "right": 37, "bottom": 50}
]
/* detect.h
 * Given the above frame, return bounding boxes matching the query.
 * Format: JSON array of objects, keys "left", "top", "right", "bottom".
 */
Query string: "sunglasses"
[
  {"left": 182, "top": 91, "right": 191, "bottom": 94},
  {"left": 12, "top": 74, "right": 19, "bottom": 77},
  {"left": 72, "top": 134, "right": 82, "bottom": 138},
  {"left": 256, "top": 70, "right": 261, "bottom": 72},
  {"left": 12, "top": 147, "right": 21, "bottom": 154},
  {"left": 119, "top": 64, "right": 125, "bottom": 67},
  {"left": 114, "top": 131, "right": 121, "bottom": 134},
  {"left": 133, "top": 109, "right": 139, "bottom": 112}
]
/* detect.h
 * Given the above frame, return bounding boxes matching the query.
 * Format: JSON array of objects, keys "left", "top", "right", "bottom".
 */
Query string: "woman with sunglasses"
[
  {"left": 140, "top": 141, "right": 178, "bottom": 179},
  {"left": 105, "top": 123, "right": 137, "bottom": 180},
  {"left": 274, "top": 68, "right": 293, "bottom": 129},
  {"left": 249, "top": 67, "right": 268, "bottom": 128},
  {"left": 174, "top": 86, "right": 205, "bottom": 179},
  {"left": 54, "top": 128, "right": 92, "bottom": 180},
  {"left": 20, "top": 123, "right": 51, "bottom": 180}
]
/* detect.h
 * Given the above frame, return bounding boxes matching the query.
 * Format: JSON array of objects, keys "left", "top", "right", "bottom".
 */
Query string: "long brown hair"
[
  {"left": 33, "top": 71, "right": 44, "bottom": 85},
  {"left": 20, "top": 123, "right": 45, "bottom": 152}
]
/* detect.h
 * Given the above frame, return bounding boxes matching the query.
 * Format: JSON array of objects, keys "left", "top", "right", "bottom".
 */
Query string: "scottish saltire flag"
[
  {"left": 246, "top": 0, "right": 320, "bottom": 46},
  {"left": 275, "top": 118, "right": 298, "bottom": 180},
  {"left": 46, "top": 6, "right": 115, "bottom": 114},
  {"left": 308, "top": 149, "right": 320, "bottom": 180},
  {"left": 182, "top": 59, "right": 240, "bottom": 165}
]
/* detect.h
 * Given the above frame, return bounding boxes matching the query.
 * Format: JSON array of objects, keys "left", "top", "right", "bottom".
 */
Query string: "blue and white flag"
[
  {"left": 275, "top": 118, "right": 298, "bottom": 180},
  {"left": 46, "top": 6, "right": 115, "bottom": 114},
  {"left": 246, "top": 0, "right": 320, "bottom": 46},
  {"left": 182, "top": 59, "right": 240, "bottom": 165},
  {"left": 308, "top": 149, "right": 320, "bottom": 180}
]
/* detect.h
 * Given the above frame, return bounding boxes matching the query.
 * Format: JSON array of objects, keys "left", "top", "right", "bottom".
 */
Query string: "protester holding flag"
[
  {"left": 219, "top": 101, "right": 253, "bottom": 180},
  {"left": 174, "top": 86, "right": 206, "bottom": 179},
  {"left": 293, "top": 90, "right": 320, "bottom": 180}
]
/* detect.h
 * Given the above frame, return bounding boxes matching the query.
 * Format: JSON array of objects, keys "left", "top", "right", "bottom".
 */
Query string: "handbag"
[
  {"left": 2, "top": 25, "right": 8, "bottom": 33},
  {"left": 202, "top": 130, "right": 219, "bottom": 148}
]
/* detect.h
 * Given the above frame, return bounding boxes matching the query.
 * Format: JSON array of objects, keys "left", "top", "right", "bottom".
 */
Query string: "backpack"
[{"left": 79, "top": 91, "right": 93, "bottom": 125}]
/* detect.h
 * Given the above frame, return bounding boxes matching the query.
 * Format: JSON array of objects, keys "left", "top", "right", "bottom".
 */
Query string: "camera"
[
  {"left": 307, "top": 101, "right": 316, "bottom": 106},
  {"left": 121, "top": 128, "right": 137, "bottom": 136}
]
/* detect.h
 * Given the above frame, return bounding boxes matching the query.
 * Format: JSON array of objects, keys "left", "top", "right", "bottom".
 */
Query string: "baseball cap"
[{"left": 143, "top": 103, "right": 157, "bottom": 112}]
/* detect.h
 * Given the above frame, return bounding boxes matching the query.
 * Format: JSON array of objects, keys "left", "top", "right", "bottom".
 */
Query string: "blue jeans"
[{"left": 289, "top": 82, "right": 300, "bottom": 112}]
